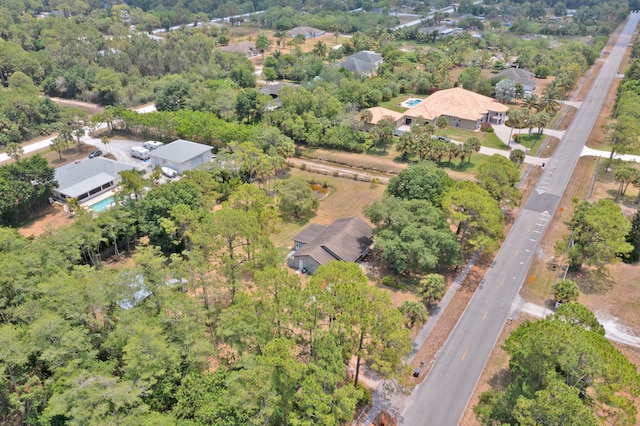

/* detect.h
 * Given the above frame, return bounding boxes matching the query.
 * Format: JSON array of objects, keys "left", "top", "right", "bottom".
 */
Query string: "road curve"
[{"left": 400, "top": 12, "right": 640, "bottom": 426}]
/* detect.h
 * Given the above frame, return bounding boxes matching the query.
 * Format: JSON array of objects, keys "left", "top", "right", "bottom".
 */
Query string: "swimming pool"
[
  {"left": 89, "top": 196, "right": 116, "bottom": 212},
  {"left": 401, "top": 98, "right": 422, "bottom": 108}
]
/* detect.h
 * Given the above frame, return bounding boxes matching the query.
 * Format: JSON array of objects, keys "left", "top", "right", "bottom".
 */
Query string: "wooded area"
[{"left": 2, "top": 0, "right": 640, "bottom": 424}]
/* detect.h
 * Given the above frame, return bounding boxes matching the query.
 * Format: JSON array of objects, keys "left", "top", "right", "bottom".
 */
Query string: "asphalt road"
[{"left": 400, "top": 12, "right": 640, "bottom": 426}]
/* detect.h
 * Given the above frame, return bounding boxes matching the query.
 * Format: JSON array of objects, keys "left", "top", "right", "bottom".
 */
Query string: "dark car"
[
  {"left": 437, "top": 135, "right": 452, "bottom": 143},
  {"left": 89, "top": 150, "right": 103, "bottom": 158}
]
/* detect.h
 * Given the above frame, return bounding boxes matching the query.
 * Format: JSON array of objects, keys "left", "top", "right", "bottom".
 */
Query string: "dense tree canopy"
[
  {"left": 365, "top": 197, "right": 461, "bottom": 274},
  {"left": 387, "top": 161, "right": 454, "bottom": 207},
  {"left": 475, "top": 304, "right": 640, "bottom": 425},
  {"left": 475, "top": 154, "right": 522, "bottom": 208},
  {"left": 562, "top": 199, "right": 632, "bottom": 270},
  {"left": 443, "top": 180, "right": 504, "bottom": 254}
]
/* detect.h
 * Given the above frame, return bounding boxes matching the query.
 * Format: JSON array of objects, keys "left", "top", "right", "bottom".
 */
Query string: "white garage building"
[{"left": 149, "top": 139, "right": 213, "bottom": 174}]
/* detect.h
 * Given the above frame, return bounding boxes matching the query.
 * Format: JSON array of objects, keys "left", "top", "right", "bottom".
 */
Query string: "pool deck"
[
  {"left": 81, "top": 189, "right": 117, "bottom": 210},
  {"left": 399, "top": 97, "right": 424, "bottom": 108}
]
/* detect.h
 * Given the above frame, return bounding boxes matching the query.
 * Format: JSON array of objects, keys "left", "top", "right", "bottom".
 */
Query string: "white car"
[{"left": 161, "top": 167, "right": 178, "bottom": 178}]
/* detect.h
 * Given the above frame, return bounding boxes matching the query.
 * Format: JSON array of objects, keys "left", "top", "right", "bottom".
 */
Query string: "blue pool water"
[
  {"left": 402, "top": 98, "right": 422, "bottom": 107},
  {"left": 90, "top": 196, "right": 116, "bottom": 212}
]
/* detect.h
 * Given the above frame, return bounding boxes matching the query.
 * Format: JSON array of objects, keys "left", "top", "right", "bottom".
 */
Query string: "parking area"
[{"left": 82, "top": 135, "right": 153, "bottom": 173}]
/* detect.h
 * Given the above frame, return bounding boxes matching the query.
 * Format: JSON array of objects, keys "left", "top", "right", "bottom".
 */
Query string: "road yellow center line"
[
  {"left": 461, "top": 347, "right": 468, "bottom": 362},
  {"left": 482, "top": 311, "right": 488, "bottom": 320}
]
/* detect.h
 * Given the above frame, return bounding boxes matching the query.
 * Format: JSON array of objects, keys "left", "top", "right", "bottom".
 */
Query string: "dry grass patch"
[{"left": 270, "top": 168, "right": 386, "bottom": 249}]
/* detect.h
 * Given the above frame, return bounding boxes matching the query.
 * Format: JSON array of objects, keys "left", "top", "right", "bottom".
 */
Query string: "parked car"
[
  {"left": 89, "top": 150, "right": 103, "bottom": 158},
  {"left": 161, "top": 166, "right": 178, "bottom": 178},
  {"left": 437, "top": 135, "right": 452, "bottom": 143}
]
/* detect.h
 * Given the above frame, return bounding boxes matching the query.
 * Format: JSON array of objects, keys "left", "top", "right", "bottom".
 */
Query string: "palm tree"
[
  {"left": 524, "top": 93, "right": 540, "bottom": 111},
  {"left": 312, "top": 40, "right": 328, "bottom": 59},
  {"left": 399, "top": 301, "right": 428, "bottom": 328},
  {"left": 51, "top": 136, "right": 65, "bottom": 161},
  {"left": 255, "top": 34, "right": 271, "bottom": 60},
  {"left": 447, "top": 143, "right": 461, "bottom": 163},
  {"left": 509, "top": 149, "right": 526, "bottom": 165},
  {"left": 538, "top": 86, "right": 560, "bottom": 114},
  {"left": 436, "top": 116, "right": 448, "bottom": 135},
  {"left": 506, "top": 109, "right": 523, "bottom": 146},
  {"left": 274, "top": 30, "right": 286, "bottom": 52},
  {"left": 460, "top": 141, "right": 474, "bottom": 164},
  {"left": 66, "top": 197, "right": 80, "bottom": 217},
  {"left": 467, "top": 136, "right": 481, "bottom": 153},
  {"left": 101, "top": 135, "right": 111, "bottom": 153},
  {"left": 534, "top": 112, "right": 550, "bottom": 136},
  {"left": 6, "top": 142, "right": 23, "bottom": 161}
]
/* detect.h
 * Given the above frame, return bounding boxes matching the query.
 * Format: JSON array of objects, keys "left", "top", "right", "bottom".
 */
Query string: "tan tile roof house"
[
  {"left": 364, "top": 106, "right": 404, "bottom": 131},
  {"left": 287, "top": 217, "right": 373, "bottom": 274},
  {"left": 403, "top": 87, "right": 509, "bottom": 130}
]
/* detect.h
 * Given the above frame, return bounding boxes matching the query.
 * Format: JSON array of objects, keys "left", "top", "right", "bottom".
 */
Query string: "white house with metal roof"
[
  {"left": 53, "top": 157, "right": 135, "bottom": 202},
  {"left": 149, "top": 139, "right": 213, "bottom": 174}
]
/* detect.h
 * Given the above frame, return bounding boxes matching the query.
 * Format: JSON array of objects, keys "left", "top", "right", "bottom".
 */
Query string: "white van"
[
  {"left": 131, "top": 146, "right": 150, "bottom": 160},
  {"left": 143, "top": 141, "right": 163, "bottom": 151}
]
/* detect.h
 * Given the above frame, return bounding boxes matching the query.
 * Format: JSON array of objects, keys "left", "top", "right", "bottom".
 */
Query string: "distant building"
[
  {"left": 218, "top": 41, "right": 257, "bottom": 58},
  {"left": 53, "top": 157, "right": 134, "bottom": 202},
  {"left": 258, "top": 82, "right": 299, "bottom": 98},
  {"left": 287, "top": 26, "right": 326, "bottom": 39},
  {"left": 149, "top": 139, "right": 213, "bottom": 174},
  {"left": 339, "top": 50, "right": 383, "bottom": 76},
  {"left": 287, "top": 217, "right": 373, "bottom": 274},
  {"left": 495, "top": 68, "right": 536, "bottom": 92}
]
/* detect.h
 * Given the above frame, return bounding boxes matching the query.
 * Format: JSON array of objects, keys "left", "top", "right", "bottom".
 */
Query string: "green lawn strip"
[
  {"left": 378, "top": 94, "right": 425, "bottom": 113},
  {"left": 441, "top": 128, "right": 509, "bottom": 150},
  {"left": 515, "top": 133, "right": 544, "bottom": 152}
]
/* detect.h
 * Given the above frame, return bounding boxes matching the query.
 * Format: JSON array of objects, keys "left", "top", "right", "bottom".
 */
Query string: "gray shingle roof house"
[
  {"left": 495, "top": 68, "right": 536, "bottom": 92},
  {"left": 287, "top": 217, "right": 373, "bottom": 274},
  {"left": 53, "top": 157, "right": 134, "bottom": 202},
  {"left": 218, "top": 41, "right": 257, "bottom": 57},
  {"left": 149, "top": 139, "right": 213, "bottom": 174},
  {"left": 287, "top": 26, "right": 326, "bottom": 39},
  {"left": 258, "top": 82, "right": 298, "bottom": 98},
  {"left": 339, "top": 51, "right": 383, "bottom": 76}
]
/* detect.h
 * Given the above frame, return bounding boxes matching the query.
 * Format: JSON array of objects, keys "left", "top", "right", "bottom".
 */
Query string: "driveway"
[{"left": 82, "top": 135, "right": 153, "bottom": 173}]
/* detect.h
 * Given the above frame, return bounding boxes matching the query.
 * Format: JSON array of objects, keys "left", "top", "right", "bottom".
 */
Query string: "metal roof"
[
  {"left": 149, "top": 139, "right": 212, "bottom": 163},
  {"left": 55, "top": 157, "right": 134, "bottom": 197}
]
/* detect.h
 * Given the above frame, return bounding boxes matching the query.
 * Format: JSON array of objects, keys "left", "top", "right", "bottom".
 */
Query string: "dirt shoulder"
[{"left": 460, "top": 17, "right": 640, "bottom": 425}]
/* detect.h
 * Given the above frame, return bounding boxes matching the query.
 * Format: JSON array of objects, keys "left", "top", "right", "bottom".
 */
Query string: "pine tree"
[{"left": 625, "top": 208, "right": 640, "bottom": 263}]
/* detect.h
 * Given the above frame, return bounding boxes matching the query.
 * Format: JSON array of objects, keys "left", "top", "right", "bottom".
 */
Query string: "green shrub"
[{"left": 381, "top": 275, "right": 399, "bottom": 288}]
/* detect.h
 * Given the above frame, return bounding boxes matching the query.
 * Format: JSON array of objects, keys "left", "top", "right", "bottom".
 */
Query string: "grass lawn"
[
  {"left": 440, "top": 128, "right": 509, "bottom": 150},
  {"left": 269, "top": 168, "right": 386, "bottom": 250},
  {"left": 515, "top": 133, "right": 544, "bottom": 152},
  {"left": 437, "top": 153, "right": 489, "bottom": 177},
  {"left": 378, "top": 94, "right": 425, "bottom": 113}
]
